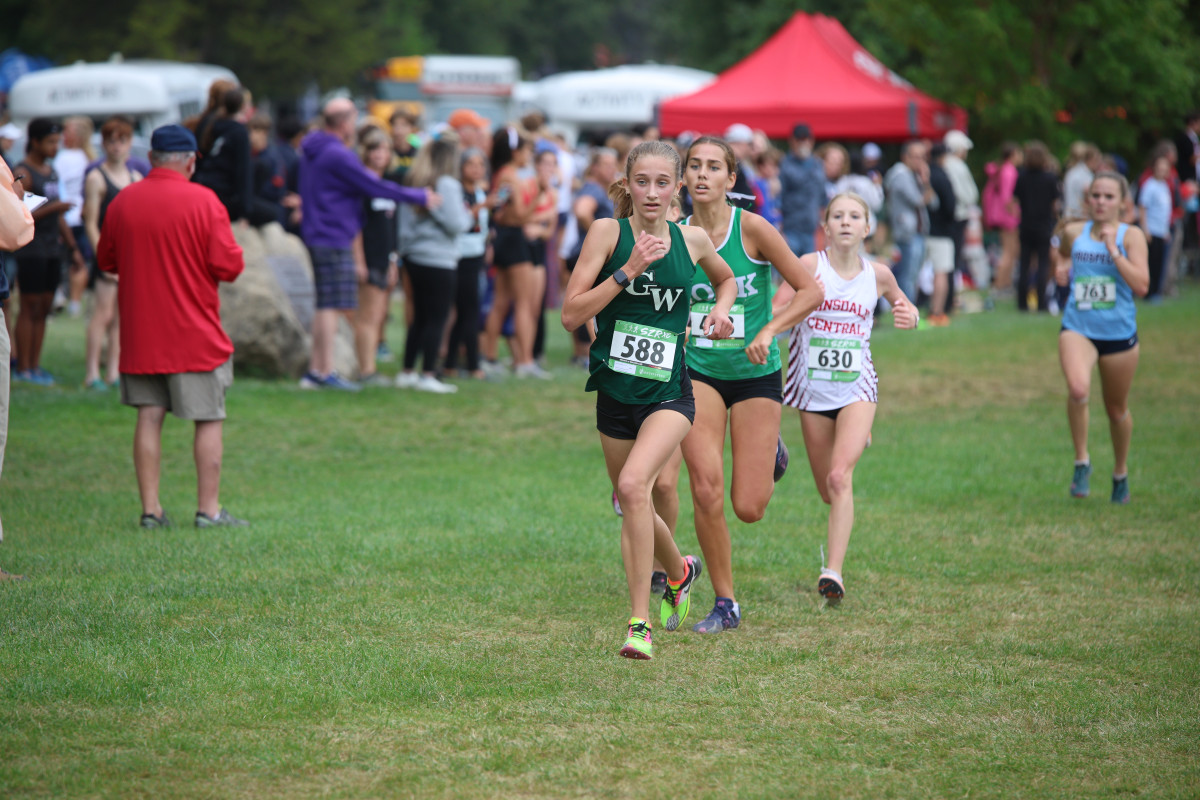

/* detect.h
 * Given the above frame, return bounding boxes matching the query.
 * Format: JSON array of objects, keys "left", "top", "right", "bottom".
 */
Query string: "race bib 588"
[{"left": 607, "top": 320, "right": 679, "bottom": 382}]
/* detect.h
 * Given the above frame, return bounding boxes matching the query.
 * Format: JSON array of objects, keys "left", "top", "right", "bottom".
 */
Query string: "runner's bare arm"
[
  {"left": 1056, "top": 221, "right": 1082, "bottom": 286},
  {"left": 875, "top": 262, "right": 918, "bottom": 329},
  {"left": 561, "top": 218, "right": 638, "bottom": 330},
  {"left": 685, "top": 225, "right": 736, "bottom": 339},
  {"left": 746, "top": 213, "right": 824, "bottom": 344},
  {"left": 1110, "top": 224, "right": 1150, "bottom": 297}
]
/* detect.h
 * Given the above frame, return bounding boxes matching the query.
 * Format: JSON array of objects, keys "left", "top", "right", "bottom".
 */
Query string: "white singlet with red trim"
[{"left": 784, "top": 250, "right": 879, "bottom": 411}]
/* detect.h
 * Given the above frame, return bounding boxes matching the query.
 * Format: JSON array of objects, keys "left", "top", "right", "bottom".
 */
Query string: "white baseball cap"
[
  {"left": 944, "top": 130, "right": 974, "bottom": 152},
  {"left": 0, "top": 123, "right": 21, "bottom": 140},
  {"left": 724, "top": 123, "right": 754, "bottom": 144}
]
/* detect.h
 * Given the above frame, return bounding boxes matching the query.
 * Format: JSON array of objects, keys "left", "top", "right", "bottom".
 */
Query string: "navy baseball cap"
[
  {"left": 27, "top": 117, "right": 62, "bottom": 141},
  {"left": 150, "top": 124, "right": 198, "bottom": 153}
]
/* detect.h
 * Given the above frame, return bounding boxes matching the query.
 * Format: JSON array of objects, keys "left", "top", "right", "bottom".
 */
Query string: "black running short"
[
  {"left": 688, "top": 366, "right": 783, "bottom": 408},
  {"left": 16, "top": 256, "right": 62, "bottom": 295},
  {"left": 492, "top": 225, "right": 534, "bottom": 268},
  {"left": 1061, "top": 327, "right": 1138, "bottom": 357},
  {"left": 596, "top": 371, "right": 696, "bottom": 440}
]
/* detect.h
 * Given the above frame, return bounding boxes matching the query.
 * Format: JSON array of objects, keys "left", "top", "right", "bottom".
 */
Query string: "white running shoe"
[
  {"left": 394, "top": 371, "right": 420, "bottom": 389},
  {"left": 480, "top": 359, "right": 507, "bottom": 379},
  {"left": 415, "top": 375, "right": 458, "bottom": 394},
  {"left": 515, "top": 362, "right": 552, "bottom": 380},
  {"left": 818, "top": 568, "right": 845, "bottom": 605}
]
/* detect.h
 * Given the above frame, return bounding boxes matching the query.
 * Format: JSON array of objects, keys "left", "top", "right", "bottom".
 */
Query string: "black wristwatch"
[{"left": 612, "top": 269, "right": 631, "bottom": 288}]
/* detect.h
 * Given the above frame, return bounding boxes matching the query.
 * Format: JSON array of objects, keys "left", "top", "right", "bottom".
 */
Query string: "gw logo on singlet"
[
  {"left": 690, "top": 274, "right": 759, "bottom": 303},
  {"left": 626, "top": 270, "right": 685, "bottom": 311}
]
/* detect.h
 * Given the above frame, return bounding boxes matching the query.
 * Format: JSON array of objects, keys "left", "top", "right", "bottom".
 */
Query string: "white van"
[{"left": 7, "top": 58, "right": 237, "bottom": 152}]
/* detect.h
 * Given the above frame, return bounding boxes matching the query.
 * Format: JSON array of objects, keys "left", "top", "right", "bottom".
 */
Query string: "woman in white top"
[
  {"left": 780, "top": 193, "right": 918, "bottom": 604},
  {"left": 55, "top": 116, "right": 95, "bottom": 316}
]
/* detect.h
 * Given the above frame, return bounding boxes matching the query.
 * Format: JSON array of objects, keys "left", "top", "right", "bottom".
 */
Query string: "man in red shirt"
[{"left": 97, "top": 125, "right": 247, "bottom": 529}]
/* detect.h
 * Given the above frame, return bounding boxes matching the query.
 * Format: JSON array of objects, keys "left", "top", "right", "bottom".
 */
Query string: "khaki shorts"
[
  {"left": 120, "top": 359, "right": 233, "bottom": 421},
  {"left": 926, "top": 236, "right": 956, "bottom": 274}
]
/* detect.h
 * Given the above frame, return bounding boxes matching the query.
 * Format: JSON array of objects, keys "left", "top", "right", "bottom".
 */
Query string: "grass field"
[{"left": 1, "top": 289, "right": 1198, "bottom": 799}]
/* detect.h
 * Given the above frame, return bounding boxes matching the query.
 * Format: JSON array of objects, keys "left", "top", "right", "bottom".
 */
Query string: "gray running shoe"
[
  {"left": 358, "top": 372, "right": 392, "bottom": 387},
  {"left": 140, "top": 511, "right": 171, "bottom": 529},
  {"left": 195, "top": 508, "right": 249, "bottom": 528},
  {"left": 1070, "top": 462, "right": 1092, "bottom": 498}
]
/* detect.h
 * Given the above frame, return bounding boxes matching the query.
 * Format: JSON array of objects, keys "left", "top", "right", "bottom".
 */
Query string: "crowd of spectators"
[{"left": 1, "top": 88, "right": 1197, "bottom": 389}]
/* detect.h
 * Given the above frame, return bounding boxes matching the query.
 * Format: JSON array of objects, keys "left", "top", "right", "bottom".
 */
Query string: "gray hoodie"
[{"left": 398, "top": 175, "right": 469, "bottom": 269}]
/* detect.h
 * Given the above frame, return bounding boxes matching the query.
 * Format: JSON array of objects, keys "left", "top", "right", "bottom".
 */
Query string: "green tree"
[
  {"left": 1, "top": 0, "right": 425, "bottom": 100},
  {"left": 866, "top": 0, "right": 1200, "bottom": 163}
]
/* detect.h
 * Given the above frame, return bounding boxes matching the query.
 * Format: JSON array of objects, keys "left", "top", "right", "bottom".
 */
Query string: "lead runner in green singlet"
[{"left": 560, "top": 141, "right": 737, "bottom": 661}]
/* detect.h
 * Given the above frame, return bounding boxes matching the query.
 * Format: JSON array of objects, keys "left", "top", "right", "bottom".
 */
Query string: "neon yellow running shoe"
[
  {"left": 660, "top": 555, "right": 702, "bottom": 631},
  {"left": 619, "top": 617, "right": 653, "bottom": 660}
]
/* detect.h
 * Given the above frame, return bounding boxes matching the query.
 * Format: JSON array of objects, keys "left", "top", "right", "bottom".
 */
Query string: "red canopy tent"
[{"left": 658, "top": 12, "right": 967, "bottom": 142}]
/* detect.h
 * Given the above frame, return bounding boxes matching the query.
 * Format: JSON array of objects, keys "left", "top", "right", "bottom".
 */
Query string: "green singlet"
[
  {"left": 684, "top": 206, "right": 780, "bottom": 380},
  {"left": 586, "top": 218, "right": 696, "bottom": 405}
]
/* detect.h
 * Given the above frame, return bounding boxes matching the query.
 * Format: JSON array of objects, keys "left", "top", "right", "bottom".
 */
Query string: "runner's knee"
[
  {"left": 652, "top": 469, "right": 678, "bottom": 499},
  {"left": 615, "top": 475, "right": 652, "bottom": 514},
  {"left": 732, "top": 491, "right": 770, "bottom": 524},
  {"left": 689, "top": 471, "right": 725, "bottom": 515},
  {"left": 826, "top": 466, "right": 852, "bottom": 497}
]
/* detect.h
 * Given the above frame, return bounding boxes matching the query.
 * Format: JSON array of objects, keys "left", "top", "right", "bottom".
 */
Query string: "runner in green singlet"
[
  {"left": 561, "top": 141, "right": 737, "bottom": 660},
  {"left": 676, "top": 136, "right": 826, "bottom": 633}
]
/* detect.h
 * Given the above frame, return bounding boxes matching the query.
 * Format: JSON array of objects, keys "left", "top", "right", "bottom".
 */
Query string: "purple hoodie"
[{"left": 298, "top": 130, "right": 427, "bottom": 249}]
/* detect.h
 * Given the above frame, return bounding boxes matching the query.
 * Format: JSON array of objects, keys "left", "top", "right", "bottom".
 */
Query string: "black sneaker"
[
  {"left": 650, "top": 570, "right": 668, "bottom": 596},
  {"left": 774, "top": 434, "right": 790, "bottom": 482},
  {"left": 140, "top": 511, "right": 171, "bottom": 529},
  {"left": 195, "top": 508, "right": 249, "bottom": 528}
]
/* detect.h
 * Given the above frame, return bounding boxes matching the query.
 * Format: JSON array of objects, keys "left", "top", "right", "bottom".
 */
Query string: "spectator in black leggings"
[
  {"left": 445, "top": 148, "right": 489, "bottom": 379},
  {"left": 395, "top": 134, "right": 468, "bottom": 394},
  {"left": 13, "top": 118, "right": 87, "bottom": 385},
  {"left": 1013, "top": 140, "right": 1060, "bottom": 312}
]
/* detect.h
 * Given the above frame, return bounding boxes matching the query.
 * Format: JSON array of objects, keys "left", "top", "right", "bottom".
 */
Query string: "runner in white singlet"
[{"left": 776, "top": 193, "right": 918, "bottom": 605}]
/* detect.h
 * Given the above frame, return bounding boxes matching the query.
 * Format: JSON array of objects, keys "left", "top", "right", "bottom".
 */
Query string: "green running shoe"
[
  {"left": 1111, "top": 475, "right": 1130, "bottom": 504},
  {"left": 618, "top": 617, "right": 653, "bottom": 660},
  {"left": 660, "top": 555, "right": 702, "bottom": 631},
  {"left": 1070, "top": 462, "right": 1091, "bottom": 498}
]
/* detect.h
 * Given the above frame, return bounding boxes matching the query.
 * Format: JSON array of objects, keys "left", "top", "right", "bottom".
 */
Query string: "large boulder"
[{"left": 220, "top": 224, "right": 359, "bottom": 379}]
